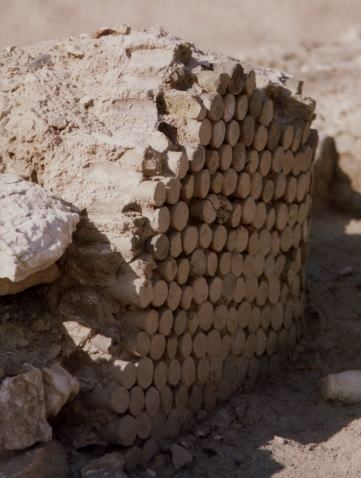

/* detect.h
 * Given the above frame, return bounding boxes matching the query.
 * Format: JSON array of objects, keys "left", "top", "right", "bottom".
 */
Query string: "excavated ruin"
[
  {"left": 0, "top": 25, "right": 317, "bottom": 471},
  {"left": 251, "top": 36, "right": 361, "bottom": 213}
]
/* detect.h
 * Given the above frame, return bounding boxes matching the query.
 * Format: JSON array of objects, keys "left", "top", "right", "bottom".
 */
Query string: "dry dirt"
[{"left": 3, "top": 2, "right": 361, "bottom": 477}]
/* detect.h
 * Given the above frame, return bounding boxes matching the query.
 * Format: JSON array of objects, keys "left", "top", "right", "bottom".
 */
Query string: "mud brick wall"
[{"left": 0, "top": 26, "right": 317, "bottom": 468}]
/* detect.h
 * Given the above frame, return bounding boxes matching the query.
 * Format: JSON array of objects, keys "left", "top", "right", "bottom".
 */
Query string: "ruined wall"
[
  {"left": 251, "top": 36, "right": 361, "bottom": 213},
  {"left": 0, "top": 26, "right": 317, "bottom": 469}
]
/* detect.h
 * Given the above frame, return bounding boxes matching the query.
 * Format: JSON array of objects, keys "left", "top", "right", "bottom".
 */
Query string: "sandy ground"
[{"left": 1, "top": 0, "right": 361, "bottom": 60}]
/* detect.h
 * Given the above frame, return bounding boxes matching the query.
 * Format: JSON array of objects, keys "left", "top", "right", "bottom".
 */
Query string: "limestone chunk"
[
  {"left": 0, "top": 368, "right": 52, "bottom": 450},
  {"left": 42, "top": 363, "right": 80, "bottom": 417},
  {"left": 0, "top": 174, "right": 79, "bottom": 284}
]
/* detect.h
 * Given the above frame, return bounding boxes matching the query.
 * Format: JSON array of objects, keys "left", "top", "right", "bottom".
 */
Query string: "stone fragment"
[
  {"left": 92, "top": 25, "right": 130, "bottom": 38},
  {"left": 322, "top": 370, "right": 361, "bottom": 403},
  {"left": 0, "top": 174, "right": 79, "bottom": 284},
  {"left": 170, "top": 443, "right": 193, "bottom": 469},
  {"left": 0, "top": 368, "right": 51, "bottom": 450},
  {"left": 42, "top": 363, "right": 80, "bottom": 417}
]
